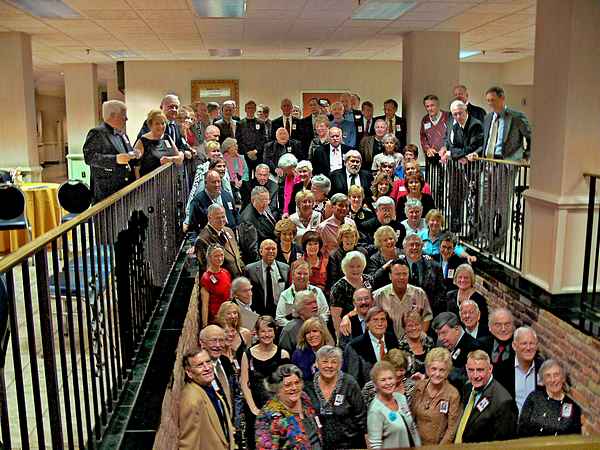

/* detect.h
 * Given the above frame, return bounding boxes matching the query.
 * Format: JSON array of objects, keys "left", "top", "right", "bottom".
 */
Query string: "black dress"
[
  {"left": 518, "top": 391, "right": 582, "bottom": 437},
  {"left": 139, "top": 136, "right": 178, "bottom": 176},
  {"left": 245, "top": 346, "right": 290, "bottom": 449},
  {"left": 446, "top": 289, "right": 489, "bottom": 330}
]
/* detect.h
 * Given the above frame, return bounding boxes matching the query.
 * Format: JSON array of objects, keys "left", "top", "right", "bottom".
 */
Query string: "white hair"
[
  {"left": 102, "top": 100, "right": 126, "bottom": 121},
  {"left": 450, "top": 100, "right": 467, "bottom": 112}
]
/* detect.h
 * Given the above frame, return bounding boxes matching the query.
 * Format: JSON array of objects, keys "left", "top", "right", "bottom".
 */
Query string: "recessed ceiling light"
[
  {"left": 6, "top": 0, "right": 80, "bottom": 18},
  {"left": 352, "top": 0, "right": 416, "bottom": 20},
  {"left": 459, "top": 50, "right": 481, "bottom": 59},
  {"left": 308, "top": 49, "right": 343, "bottom": 57},
  {"left": 208, "top": 48, "right": 242, "bottom": 57},
  {"left": 106, "top": 50, "right": 140, "bottom": 59},
  {"left": 192, "top": 0, "right": 246, "bottom": 18}
]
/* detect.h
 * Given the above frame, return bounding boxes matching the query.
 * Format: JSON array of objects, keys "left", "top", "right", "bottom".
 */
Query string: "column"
[
  {"left": 64, "top": 63, "right": 99, "bottom": 182},
  {"left": 106, "top": 77, "right": 124, "bottom": 102},
  {"left": 0, "top": 32, "right": 41, "bottom": 180},
  {"left": 402, "top": 31, "right": 460, "bottom": 153},
  {"left": 522, "top": 0, "right": 600, "bottom": 293}
]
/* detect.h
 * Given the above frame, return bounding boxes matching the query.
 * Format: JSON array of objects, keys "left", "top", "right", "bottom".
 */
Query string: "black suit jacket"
[
  {"left": 460, "top": 378, "right": 518, "bottom": 443},
  {"left": 83, "top": 122, "right": 133, "bottom": 202},
  {"left": 262, "top": 139, "right": 304, "bottom": 173},
  {"left": 408, "top": 258, "right": 447, "bottom": 317},
  {"left": 214, "top": 118, "right": 237, "bottom": 144},
  {"left": 494, "top": 354, "right": 544, "bottom": 402},
  {"left": 329, "top": 168, "right": 373, "bottom": 200},
  {"left": 239, "top": 178, "right": 278, "bottom": 211},
  {"left": 243, "top": 260, "right": 290, "bottom": 317},
  {"left": 187, "top": 190, "right": 239, "bottom": 232},
  {"left": 356, "top": 113, "right": 374, "bottom": 144},
  {"left": 239, "top": 204, "right": 276, "bottom": 245},
  {"left": 446, "top": 115, "right": 484, "bottom": 159},
  {"left": 446, "top": 289, "right": 489, "bottom": 331},
  {"left": 374, "top": 114, "right": 406, "bottom": 149},
  {"left": 344, "top": 332, "right": 400, "bottom": 387},
  {"left": 235, "top": 117, "right": 266, "bottom": 158},
  {"left": 271, "top": 116, "right": 303, "bottom": 141},
  {"left": 467, "top": 102, "right": 487, "bottom": 124},
  {"left": 478, "top": 335, "right": 515, "bottom": 367},
  {"left": 358, "top": 218, "right": 406, "bottom": 256},
  {"left": 434, "top": 253, "right": 464, "bottom": 290},
  {"left": 311, "top": 143, "right": 352, "bottom": 178}
]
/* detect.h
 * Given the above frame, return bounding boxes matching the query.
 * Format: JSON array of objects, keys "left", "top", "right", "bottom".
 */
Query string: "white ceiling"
[{"left": 0, "top": 0, "right": 536, "bottom": 94}]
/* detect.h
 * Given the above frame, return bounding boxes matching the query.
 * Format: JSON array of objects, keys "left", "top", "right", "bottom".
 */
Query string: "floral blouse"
[{"left": 256, "top": 392, "right": 322, "bottom": 450}]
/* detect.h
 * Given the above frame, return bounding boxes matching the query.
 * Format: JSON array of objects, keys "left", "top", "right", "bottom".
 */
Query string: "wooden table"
[{"left": 0, "top": 182, "right": 62, "bottom": 254}]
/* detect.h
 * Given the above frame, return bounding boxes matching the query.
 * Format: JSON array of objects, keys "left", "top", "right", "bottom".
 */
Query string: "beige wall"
[
  {"left": 124, "top": 59, "right": 403, "bottom": 132},
  {"left": 35, "top": 93, "right": 66, "bottom": 162}
]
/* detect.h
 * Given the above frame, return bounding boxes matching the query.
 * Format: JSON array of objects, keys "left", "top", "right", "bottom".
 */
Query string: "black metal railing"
[
  {"left": 425, "top": 157, "right": 530, "bottom": 271},
  {"left": 581, "top": 173, "right": 600, "bottom": 337},
  {"left": 0, "top": 162, "right": 189, "bottom": 449}
]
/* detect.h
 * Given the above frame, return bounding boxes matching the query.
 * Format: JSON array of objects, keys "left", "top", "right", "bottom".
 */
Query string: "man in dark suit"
[
  {"left": 214, "top": 101, "right": 238, "bottom": 144},
  {"left": 357, "top": 100, "right": 375, "bottom": 144},
  {"left": 263, "top": 128, "right": 304, "bottom": 173},
  {"left": 479, "top": 307, "right": 515, "bottom": 367},
  {"left": 455, "top": 349, "right": 518, "bottom": 443},
  {"left": 194, "top": 204, "right": 245, "bottom": 278},
  {"left": 136, "top": 94, "right": 191, "bottom": 154},
  {"left": 236, "top": 100, "right": 266, "bottom": 175},
  {"left": 329, "top": 150, "right": 373, "bottom": 201},
  {"left": 453, "top": 84, "right": 487, "bottom": 124},
  {"left": 239, "top": 163, "right": 278, "bottom": 211},
  {"left": 243, "top": 239, "right": 289, "bottom": 317},
  {"left": 434, "top": 232, "right": 466, "bottom": 290},
  {"left": 374, "top": 98, "right": 406, "bottom": 150},
  {"left": 300, "top": 97, "right": 321, "bottom": 140},
  {"left": 344, "top": 306, "right": 400, "bottom": 387},
  {"left": 239, "top": 186, "right": 277, "bottom": 261},
  {"left": 271, "top": 98, "right": 304, "bottom": 143},
  {"left": 83, "top": 100, "right": 134, "bottom": 202},
  {"left": 186, "top": 170, "right": 238, "bottom": 232},
  {"left": 459, "top": 300, "right": 490, "bottom": 341},
  {"left": 494, "top": 326, "right": 544, "bottom": 414},
  {"left": 432, "top": 312, "right": 482, "bottom": 393},
  {"left": 358, "top": 118, "right": 387, "bottom": 172},
  {"left": 358, "top": 196, "right": 406, "bottom": 253},
  {"left": 311, "top": 127, "right": 351, "bottom": 178},
  {"left": 403, "top": 234, "right": 447, "bottom": 317}
]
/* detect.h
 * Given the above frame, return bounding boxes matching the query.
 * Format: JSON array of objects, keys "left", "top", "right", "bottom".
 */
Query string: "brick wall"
[
  {"left": 476, "top": 273, "right": 600, "bottom": 435},
  {"left": 153, "top": 278, "right": 199, "bottom": 450}
]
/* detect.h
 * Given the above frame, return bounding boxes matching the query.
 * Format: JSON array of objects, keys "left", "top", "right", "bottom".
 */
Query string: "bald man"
[
  {"left": 262, "top": 127, "right": 304, "bottom": 173},
  {"left": 311, "top": 126, "right": 352, "bottom": 177}
]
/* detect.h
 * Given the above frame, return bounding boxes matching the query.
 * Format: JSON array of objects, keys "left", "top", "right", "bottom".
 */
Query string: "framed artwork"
[
  {"left": 302, "top": 91, "right": 345, "bottom": 116},
  {"left": 191, "top": 79, "right": 239, "bottom": 107}
]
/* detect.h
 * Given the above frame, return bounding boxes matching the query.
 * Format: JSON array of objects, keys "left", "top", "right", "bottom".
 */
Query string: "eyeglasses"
[{"left": 203, "top": 338, "right": 225, "bottom": 344}]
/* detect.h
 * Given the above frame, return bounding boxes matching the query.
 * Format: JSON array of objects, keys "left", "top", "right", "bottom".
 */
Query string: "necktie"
[
  {"left": 366, "top": 119, "right": 371, "bottom": 133},
  {"left": 285, "top": 118, "right": 291, "bottom": 135},
  {"left": 495, "top": 343, "right": 505, "bottom": 364},
  {"left": 360, "top": 318, "right": 366, "bottom": 333},
  {"left": 485, "top": 115, "right": 499, "bottom": 158},
  {"left": 455, "top": 390, "right": 476, "bottom": 443},
  {"left": 215, "top": 361, "right": 231, "bottom": 412},
  {"left": 265, "top": 265, "right": 274, "bottom": 312},
  {"left": 388, "top": 118, "right": 393, "bottom": 134},
  {"left": 265, "top": 209, "right": 276, "bottom": 226},
  {"left": 350, "top": 174, "right": 358, "bottom": 186},
  {"left": 411, "top": 262, "right": 420, "bottom": 285},
  {"left": 218, "top": 231, "right": 228, "bottom": 246},
  {"left": 377, "top": 337, "right": 386, "bottom": 360},
  {"left": 168, "top": 122, "right": 177, "bottom": 140}
]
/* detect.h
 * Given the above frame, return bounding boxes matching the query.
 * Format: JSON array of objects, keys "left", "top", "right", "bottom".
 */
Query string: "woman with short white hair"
[{"left": 277, "top": 153, "right": 299, "bottom": 216}]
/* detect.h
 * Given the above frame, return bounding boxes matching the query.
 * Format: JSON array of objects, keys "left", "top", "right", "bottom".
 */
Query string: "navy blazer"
[
  {"left": 329, "top": 168, "right": 374, "bottom": 202},
  {"left": 187, "top": 190, "right": 238, "bottom": 232},
  {"left": 344, "top": 331, "right": 399, "bottom": 387}
]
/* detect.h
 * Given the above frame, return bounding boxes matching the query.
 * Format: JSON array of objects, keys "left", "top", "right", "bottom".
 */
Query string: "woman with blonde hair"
[
  {"left": 291, "top": 317, "right": 334, "bottom": 382},
  {"left": 326, "top": 222, "right": 367, "bottom": 293},
  {"left": 199, "top": 244, "right": 232, "bottom": 326},
  {"left": 365, "top": 225, "right": 402, "bottom": 290},
  {"left": 274, "top": 218, "right": 301, "bottom": 265},
  {"left": 289, "top": 190, "right": 321, "bottom": 245},
  {"left": 216, "top": 301, "right": 252, "bottom": 365},
  {"left": 348, "top": 184, "right": 374, "bottom": 227}
]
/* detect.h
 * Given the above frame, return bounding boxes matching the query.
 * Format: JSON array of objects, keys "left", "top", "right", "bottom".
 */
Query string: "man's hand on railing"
[
  {"left": 466, "top": 152, "right": 478, "bottom": 162},
  {"left": 438, "top": 147, "right": 449, "bottom": 164},
  {"left": 426, "top": 147, "right": 437, "bottom": 158},
  {"left": 466, "top": 254, "right": 477, "bottom": 263},
  {"left": 458, "top": 157, "right": 468, "bottom": 165},
  {"left": 184, "top": 150, "right": 193, "bottom": 160},
  {"left": 116, "top": 153, "right": 133, "bottom": 165}
]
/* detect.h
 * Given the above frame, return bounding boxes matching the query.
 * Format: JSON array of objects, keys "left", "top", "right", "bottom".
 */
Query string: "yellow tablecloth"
[{"left": 0, "top": 182, "right": 62, "bottom": 254}]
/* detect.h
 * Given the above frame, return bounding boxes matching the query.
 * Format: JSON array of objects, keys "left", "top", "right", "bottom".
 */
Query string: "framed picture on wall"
[
  {"left": 302, "top": 91, "right": 345, "bottom": 116},
  {"left": 191, "top": 80, "right": 239, "bottom": 108}
]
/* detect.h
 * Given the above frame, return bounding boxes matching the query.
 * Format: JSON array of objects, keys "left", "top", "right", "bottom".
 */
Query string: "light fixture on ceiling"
[
  {"left": 106, "top": 50, "right": 140, "bottom": 59},
  {"left": 192, "top": 0, "right": 246, "bottom": 18},
  {"left": 307, "top": 48, "right": 343, "bottom": 57},
  {"left": 5, "top": 0, "right": 80, "bottom": 18},
  {"left": 459, "top": 50, "right": 482, "bottom": 59},
  {"left": 208, "top": 49, "right": 242, "bottom": 57},
  {"left": 501, "top": 48, "right": 525, "bottom": 54},
  {"left": 352, "top": 0, "right": 416, "bottom": 20}
]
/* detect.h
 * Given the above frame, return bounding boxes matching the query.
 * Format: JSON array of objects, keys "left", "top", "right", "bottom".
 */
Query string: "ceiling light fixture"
[
  {"left": 192, "top": 0, "right": 246, "bottom": 18},
  {"left": 208, "top": 48, "right": 242, "bottom": 57},
  {"left": 352, "top": 0, "right": 416, "bottom": 20},
  {"left": 106, "top": 50, "right": 140, "bottom": 59},
  {"left": 6, "top": 0, "right": 80, "bottom": 18},
  {"left": 307, "top": 48, "right": 343, "bottom": 57},
  {"left": 459, "top": 50, "right": 481, "bottom": 59}
]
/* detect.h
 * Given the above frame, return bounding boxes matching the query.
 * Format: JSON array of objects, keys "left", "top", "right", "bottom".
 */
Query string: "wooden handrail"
[
  {"left": 472, "top": 156, "right": 530, "bottom": 167},
  {"left": 0, "top": 163, "right": 174, "bottom": 273},
  {"left": 584, "top": 172, "right": 600, "bottom": 179}
]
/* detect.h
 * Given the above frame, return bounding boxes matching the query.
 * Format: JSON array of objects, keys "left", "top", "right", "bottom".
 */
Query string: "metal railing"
[
  {"left": 0, "top": 162, "right": 189, "bottom": 449},
  {"left": 425, "top": 157, "right": 530, "bottom": 271},
  {"left": 581, "top": 173, "right": 600, "bottom": 337}
]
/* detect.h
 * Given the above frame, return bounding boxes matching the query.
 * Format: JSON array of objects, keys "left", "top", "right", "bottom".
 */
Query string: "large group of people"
[{"left": 82, "top": 87, "right": 579, "bottom": 450}]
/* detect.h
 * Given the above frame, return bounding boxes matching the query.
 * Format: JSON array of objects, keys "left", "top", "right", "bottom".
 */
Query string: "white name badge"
[
  {"left": 287, "top": 146, "right": 292, "bottom": 152},
  {"left": 447, "top": 269, "right": 455, "bottom": 278},
  {"left": 561, "top": 403, "right": 573, "bottom": 418},
  {"left": 256, "top": 123, "right": 261, "bottom": 130},
  {"left": 314, "top": 416, "right": 322, "bottom": 429},
  {"left": 476, "top": 397, "right": 489, "bottom": 412},
  {"left": 355, "top": 114, "right": 361, "bottom": 120},
  {"left": 334, "top": 394, "right": 345, "bottom": 406},
  {"left": 439, "top": 401, "right": 449, "bottom": 414},
  {"left": 292, "top": 123, "right": 297, "bottom": 130},
  {"left": 357, "top": 126, "right": 363, "bottom": 132},
  {"left": 451, "top": 348, "right": 461, "bottom": 360},
  {"left": 424, "top": 122, "right": 432, "bottom": 130},
  {"left": 164, "top": 140, "right": 172, "bottom": 148},
  {"left": 396, "top": 124, "right": 402, "bottom": 132},
  {"left": 227, "top": 201, "right": 234, "bottom": 210}
]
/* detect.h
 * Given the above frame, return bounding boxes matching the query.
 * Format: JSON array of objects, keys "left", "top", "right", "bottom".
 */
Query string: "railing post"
[{"left": 581, "top": 176, "right": 597, "bottom": 321}]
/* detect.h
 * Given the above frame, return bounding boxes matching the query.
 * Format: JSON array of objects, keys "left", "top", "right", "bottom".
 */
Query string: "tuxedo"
[
  {"left": 214, "top": 118, "right": 237, "bottom": 144},
  {"left": 344, "top": 332, "right": 400, "bottom": 387},
  {"left": 446, "top": 115, "right": 484, "bottom": 159},
  {"left": 262, "top": 138, "right": 305, "bottom": 173},
  {"left": 311, "top": 143, "right": 352, "bottom": 178},
  {"left": 187, "top": 190, "right": 239, "bottom": 232},
  {"left": 459, "top": 378, "right": 518, "bottom": 443},
  {"left": 243, "top": 260, "right": 290, "bottom": 317},
  {"left": 374, "top": 114, "right": 406, "bottom": 150},
  {"left": 195, "top": 225, "right": 245, "bottom": 278},
  {"left": 83, "top": 122, "right": 133, "bottom": 202},
  {"left": 481, "top": 107, "right": 532, "bottom": 160},
  {"left": 329, "top": 168, "right": 373, "bottom": 201}
]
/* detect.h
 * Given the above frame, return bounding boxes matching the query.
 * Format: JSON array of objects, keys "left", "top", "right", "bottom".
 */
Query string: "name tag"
[
  {"left": 233, "top": 359, "right": 240, "bottom": 371},
  {"left": 396, "top": 124, "right": 402, "bottom": 132},
  {"left": 334, "top": 394, "right": 345, "bottom": 406},
  {"left": 164, "top": 140, "right": 172, "bottom": 148},
  {"left": 210, "top": 274, "right": 218, "bottom": 284},
  {"left": 355, "top": 114, "right": 361, "bottom": 120},
  {"left": 439, "top": 401, "right": 449, "bottom": 414},
  {"left": 476, "top": 397, "right": 489, "bottom": 412},
  {"left": 314, "top": 416, "right": 322, "bottom": 429},
  {"left": 256, "top": 123, "right": 261, "bottom": 130},
  {"left": 227, "top": 201, "right": 234, "bottom": 210},
  {"left": 424, "top": 123, "right": 432, "bottom": 130},
  {"left": 292, "top": 123, "right": 297, "bottom": 130},
  {"left": 447, "top": 269, "right": 455, "bottom": 278},
  {"left": 561, "top": 403, "right": 573, "bottom": 418},
  {"left": 286, "top": 146, "right": 292, "bottom": 152},
  {"left": 451, "top": 348, "right": 461, "bottom": 360},
  {"left": 357, "top": 126, "right": 363, "bottom": 132}
]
